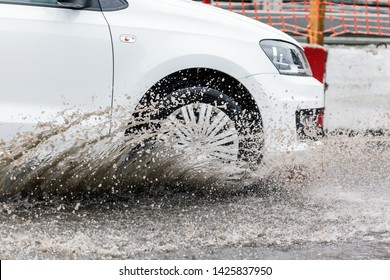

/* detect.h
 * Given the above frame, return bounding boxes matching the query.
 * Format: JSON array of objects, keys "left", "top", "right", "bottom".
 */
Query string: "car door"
[{"left": 0, "top": 0, "right": 113, "bottom": 142}]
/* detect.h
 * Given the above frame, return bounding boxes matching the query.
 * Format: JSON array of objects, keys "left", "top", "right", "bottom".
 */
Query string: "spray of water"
[{"left": 0, "top": 107, "right": 254, "bottom": 200}]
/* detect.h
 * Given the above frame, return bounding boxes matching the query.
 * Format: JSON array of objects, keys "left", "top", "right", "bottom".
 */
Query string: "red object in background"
[
  {"left": 203, "top": 0, "right": 211, "bottom": 3},
  {"left": 303, "top": 45, "right": 327, "bottom": 83}
]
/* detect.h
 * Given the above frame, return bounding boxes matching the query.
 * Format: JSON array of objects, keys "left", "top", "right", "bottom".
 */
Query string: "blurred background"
[{"left": 195, "top": 0, "right": 390, "bottom": 45}]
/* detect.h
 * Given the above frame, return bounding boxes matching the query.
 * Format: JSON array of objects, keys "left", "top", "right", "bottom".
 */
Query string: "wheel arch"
[{"left": 134, "top": 68, "right": 263, "bottom": 127}]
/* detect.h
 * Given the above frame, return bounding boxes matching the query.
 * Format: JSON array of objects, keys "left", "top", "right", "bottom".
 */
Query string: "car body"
[{"left": 0, "top": 0, "right": 324, "bottom": 167}]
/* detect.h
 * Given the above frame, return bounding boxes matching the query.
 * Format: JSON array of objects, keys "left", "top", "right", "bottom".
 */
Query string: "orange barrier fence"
[{"left": 198, "top": 0, "right": 390, "bottom": 41}]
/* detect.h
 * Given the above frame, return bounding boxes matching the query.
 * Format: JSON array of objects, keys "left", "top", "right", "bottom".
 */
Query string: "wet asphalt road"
[{"left": 1, "top": 135, "right": 390, "bottom": 260}]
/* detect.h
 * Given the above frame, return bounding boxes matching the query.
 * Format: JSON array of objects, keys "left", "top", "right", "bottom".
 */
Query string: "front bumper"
[{"left": 239, "top": 73, "right": 325, "bottom": 165}]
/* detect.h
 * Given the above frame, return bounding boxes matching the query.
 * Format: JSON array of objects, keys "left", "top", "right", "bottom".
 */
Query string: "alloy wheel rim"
[{"left": 160, "top": 103, "right": 239, "bottom": 162}]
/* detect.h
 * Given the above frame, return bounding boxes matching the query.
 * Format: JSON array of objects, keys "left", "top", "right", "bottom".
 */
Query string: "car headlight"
[{"left": 260, "top": 40, "right": 312, "bottom": 76}]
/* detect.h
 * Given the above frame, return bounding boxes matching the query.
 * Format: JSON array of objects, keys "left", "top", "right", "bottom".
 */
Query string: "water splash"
[{"left": 0, "top": 108, "right": 252, "bottom": 200}]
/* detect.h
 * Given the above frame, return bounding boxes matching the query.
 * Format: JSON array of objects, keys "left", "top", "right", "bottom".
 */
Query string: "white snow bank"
[{"left": 325, "top": 45, "right": 390, "bottom": 132}]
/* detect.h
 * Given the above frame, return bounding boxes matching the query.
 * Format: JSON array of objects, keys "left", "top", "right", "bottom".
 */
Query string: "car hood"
[{"left": 128, "top": 0, "right": 300, "bottom": 47}]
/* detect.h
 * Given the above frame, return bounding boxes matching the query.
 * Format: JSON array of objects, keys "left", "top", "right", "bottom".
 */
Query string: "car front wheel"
[{"left": 147, "top": 87, "right": 263, "bottom": 164}]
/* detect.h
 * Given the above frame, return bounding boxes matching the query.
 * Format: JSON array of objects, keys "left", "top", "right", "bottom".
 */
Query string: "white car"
[{"left": 0, "top": 0, "right": 324, "bottom": 166}]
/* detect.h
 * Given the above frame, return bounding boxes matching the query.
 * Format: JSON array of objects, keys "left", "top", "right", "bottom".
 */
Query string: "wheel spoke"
[
  {"left": 180, "top": 106, "right": 191, "bottom": 125},
  {"left": 208, "top": 113, "right": 231, "bottom": 138},
  {"left": 197, "top": 103, "right": 208, "bottom": 136},
  {"left": 199, "top": 104, "right": 214, "bottom": 137},
  {"left": 160, "top": 102, "right": 239, "bottom": 162},
  {"left": 167, "top": 116, "right": 192, "bottom": 137},
  {"left": 208, "top": 130, "right": 238, "bottom": 147},
  {"left": 187, "top": 105, "right": 197, "bottom": 124}
]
